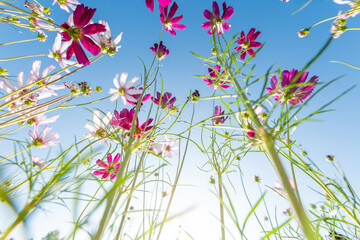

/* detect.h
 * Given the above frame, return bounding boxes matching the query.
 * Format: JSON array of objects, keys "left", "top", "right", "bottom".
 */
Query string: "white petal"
[
  {"left": 119, "top": 72, "right": 128, "bottom": 87},
  {"left": 93, "top": 111, "right": 101, "bottom": 127},
  {"left": 113, "top": 74, "right": 120, "bottom": 89},
  {"left": 125, "top": 76, "right": 139, "bottom": 89}
]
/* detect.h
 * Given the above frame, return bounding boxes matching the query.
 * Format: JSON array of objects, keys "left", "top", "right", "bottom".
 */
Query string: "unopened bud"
[
  {"left": 95, "top": 86, "right": 102, "bottom": 92},
  {"left": 298, "top": 28, "right": 310, "bottom": 38},
  {"left": 326, "top": 155, "right": 334, "bottom": 162}
]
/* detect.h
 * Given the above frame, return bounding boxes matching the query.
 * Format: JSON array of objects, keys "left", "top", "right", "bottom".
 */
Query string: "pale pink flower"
[
  {"left": 93, "top": 153, "right": 121, "bottom": 180},
  {"left": 28, "top": 61, "right": 65, "bottom": 99},
  {"left": 32, "top": 156, "right": 46, "bottom": 167},
  {"left": 109, "top": 73, "right": 142, "bottom": 104},
  {"left": 92, "top": 20, "right": 123, "bottom": 56},
  {"left": 85, "top": 110, "right": 112, "bottom": 140},
  {"left": 162, "top": 136, "right": 178, "bottom": 158},
  {"left": 53, "top": 0, "right": 79, "bottom": 13},
  {"left": 49, "top": 33, "right": 77, "bottom": 73},
  {"left": 26, "top": 107, "right": 60, "bottom": 126},
  {"left": 29, "top": 124, "right": 60, "bottom": 149}
]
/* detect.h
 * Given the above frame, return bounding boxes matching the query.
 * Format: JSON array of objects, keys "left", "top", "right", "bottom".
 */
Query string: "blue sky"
[{"left": 1, "top": 0, "right": 360, "bottom": 239}]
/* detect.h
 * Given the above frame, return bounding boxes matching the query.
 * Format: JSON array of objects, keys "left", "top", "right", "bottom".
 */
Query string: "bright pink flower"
[
  {"left": 212, "top": 106, "right": 228, "bottom": 125},
  {"left": 234, "top": 28, "right": 262, "bottom": 60},
  {"left": 150, "top": 41, "right": 169, "bottom": 60},
  {"left": 61, "top": 4, "right": 106, "bottom": 65},
  {"left": 202, "top": 1, "right": 234, "bottom": 35},
  {"left": 266, "top": 69, "right": 319, "bottom": 106},
  {"left": 240, "top": 106, "right": 266, "bottom": 138},
  {"left": 93, "top": 153, "right": 121, "bottom": 180},
  {"left": 160, "top": 2, "right": 186, "bottom": 36},
  {"left": 203, "top": 65, "right": 230, "bottom": 90},
  {"left": 111, "top": 108, "right": 153, "bottom": 138},
  {"left": 146, "top": 0, "right": 172, "bottom": 12},
  {"left": 152, "top": 92, "right": 177, "bottom": 111},
  {"left": 29, "top": 124, "right": 60, "bottom": 149}
]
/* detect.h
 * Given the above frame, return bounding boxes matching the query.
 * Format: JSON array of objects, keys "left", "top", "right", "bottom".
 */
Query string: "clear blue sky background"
[{"left": 0, "top": 0, "right": 360, "bottom": 239}]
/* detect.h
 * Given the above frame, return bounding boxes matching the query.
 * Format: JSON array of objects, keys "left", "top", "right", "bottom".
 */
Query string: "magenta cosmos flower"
[
  {"left": 212, "top": 106, "right": 228, "bottom": 125},
  {"left": 152, "top": 92, "right": 177, "bottom": 110},
  {"left": 94, "top": 153, "right": 121, "bottom": 180},
  {"left": 146, "top": 0, "right": 172, "bottom": 12},
  {"left": 111, "top": 108, "right": 153, "bottom": 138},
  {"left": 234, "top": 28, "right": 262, "bottom": 60},
  {"left": 61, "top": 4, "right": 106, "bottom": 65},
  {"left": 202, "top": 1, "right": 234, "bottom": 35},
  {"left": 203, "top": 65, "right": 230, "bottom": 90},
  {"left": 160, "top": 2, "right": 186, "bottom": 36},
  {"left": 266, "top": 69, "right": 319, "bottom": 106},
  {"left": 150, "top": 41, "right": 169, "bottom": 60}
]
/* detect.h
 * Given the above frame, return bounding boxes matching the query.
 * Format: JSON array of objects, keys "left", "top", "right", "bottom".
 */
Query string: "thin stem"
[
  {"left": 0, "top": 54, "right": 48, "bottom": 61},
  {"left": 0, "top": 38, "right": 38, "bottom": 46},
  {"left": 217, "top": 172, "right": 226, "bottom": 240}
]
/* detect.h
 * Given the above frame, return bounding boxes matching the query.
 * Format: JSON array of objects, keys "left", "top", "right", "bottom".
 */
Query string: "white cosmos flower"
[{"left": 109, "top": 73, "right": 142, "bottom": 105}]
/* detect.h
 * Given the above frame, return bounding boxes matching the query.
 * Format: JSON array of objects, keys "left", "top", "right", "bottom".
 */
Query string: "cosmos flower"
[
  {"left": 146, "top": 0, "right": 172, "bottom": 12},
  {"left": 92, "top": 20, "right": 123, "bottom": 56},
  {"left": 266, "top": 69, "right": 319, "bottom": 106},
  {"left": 26, "top": 107, "right": 60, "bottom": 126},
  {"left": 202, "top": 1, "right": 234, "bottom": 35},
  {"left": 240, "top": 105, "right": 266, "bottom": 138},
  {"left": 29, "top": 124, "right": 60, "bottom": 149},
  {"left": 125, "top": 87, "right": 152, "bottom": 106},
  {"left": 85, "top": 110, "right": 112, "bottom": 140},
  {"left": 330, "top": 11, "right": 351, "bottom": 38},
  {"left": 109, "top": 73, "right": 143, "bottom": 104},
  {"left": 111, "top": 108, "right": 153, "bottom": 138},
  {"left": 60, "top": 4, "right": 106, "bottom": 65},
  {"left": 212, "top": 106, "right": 228, "bottom": 125},
  {"left": 150, "top": 41, "right": 169, "bottom": 60},
  {"left": 53, "top": 0, "right": 80, "bottom": 13},
  {"left": 93, "top": 153, "right": 121, "bottom": 180},
  {"left": 162, "top": 136, "right": 178, "bottom": 158},
  {"left": 49, "top": 33, "right": 77, "bottom": 73},
  {"left": 234, "top": 28, "right": 262, "bottom": 60},
  {"left": 32, "top": 156, "right": 46, "bottom": 168},
  {"left": 152, "top": 92, "right": 177, "bottom": 111},
  {"left": 28, "top": 60, "right": 64, "bottom": 99},
  {"left": 160, "top": 2, "right": 186, "bottom": 36},
  {"left": 203, "top": 65, "right": 230, "bottom": 90}
]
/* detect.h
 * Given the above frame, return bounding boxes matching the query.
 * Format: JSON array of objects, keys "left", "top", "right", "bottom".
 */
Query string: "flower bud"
[{"left": 297, "top": 28, "right": 310, "bottom": 38}]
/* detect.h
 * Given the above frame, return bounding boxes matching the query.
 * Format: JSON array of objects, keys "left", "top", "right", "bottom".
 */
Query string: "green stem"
[
  {"left": 217, "top": 172, "right": 226, "bottom": 240},
  {"left": 0, "top": 54, "right": 48, "bottom": 61},
  {"left": 0, "top": 38, "right": 38, "bottom": 46},
  {"left": 155, "top": 103, "right": 195, "bottom": 240}
]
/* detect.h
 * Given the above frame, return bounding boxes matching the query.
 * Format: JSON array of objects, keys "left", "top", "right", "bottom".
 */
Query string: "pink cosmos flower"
[
  {"left": 212, "top": 106, "right": 228, "bottom": 125},
  {"left": 49, "top": 33, "right": 77, "bottom": 73},
  {"left": 331, "top": 11, "right": 351, "bottom": 38},
  {"left": 152, "top": 92, "right": 177, "bottom": 111},
  {"left": 85, "top": 110, "right": 112, "bottom": 140},
  {"left": 93, "top": 153, "right": 121, "bottom": 180},
  {"left": 92, "top": 20, "right": 123, "bottom": 56},
  {"left": 125, "top": 87, "right": 152, "bottom": 106},
  {"left": 203, "top": 65, "right": 230, "bottom": 90},
  {"left": 162, "top": 136, "right": 178, "bottom": 158},
  {"left": 26, "top": 107, "right": 60, "bottom": 126},
  {"left": 53, "top": 0, "right": 79, "bottom": 13},
  {"left": 29, "top": 61, "right": 65, "bottom": 99},
  {"left": 146, "top": 0, "right": 172, "bottom": 12},
  {"left": 29, "top": 124, "right": 60, "bottom": 149},
  {"left": 160, "top": 2, "right": 186, "bottom": 36},
  {"left": 111, "top": 108, "right": 153, "bottom": 138},
  {"left": 61, "top": 4, "right": 106, "bottom": 65},
  {"left": 239, "top": 106, "right": 266, "bottom": 138},
  {"left": 266, "top": 69, "right": 319, "bottom": 106},
  {"left": 234, "top": 28, "right": 262, "bottom": 60},
  {"left": 109, "top": 73, "right": 143, "bottom": 104},
  {"left": 32, "top": 156, "right": 46, "bottom": 168},
  {"left": 202, "top": 1, "right": 234, "bottom": 35},
  {"left": 150, "top": 41, "right": 169, "bottom": 60}
]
